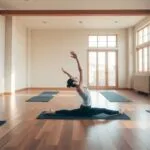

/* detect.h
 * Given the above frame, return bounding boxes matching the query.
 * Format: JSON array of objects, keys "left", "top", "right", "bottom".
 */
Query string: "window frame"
[
  {"left": 88, "top": 34, "right": 118, "bottom": 49},
  {"left": 136, "top": 23, "right": 150, "bottom": 73}
]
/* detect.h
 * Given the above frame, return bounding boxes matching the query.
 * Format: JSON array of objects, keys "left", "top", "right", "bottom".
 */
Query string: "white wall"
[
  {"left": 0, "top": 16, "right": 5, "bottom": 93},
  {"left": 30, "top": 29, "right": 127, "bottom": 88},
  {"left": 12, "top": 17, "right": 28, "bottom": 90},
  {"left": 126, "top": 27, "right": 134, "bottom": 88},
  {"left": 4, "top": 16, "right": 12, "bottom": 92},
  {"left": 4, "top": 16, "right": 28, "bottom": 92}
]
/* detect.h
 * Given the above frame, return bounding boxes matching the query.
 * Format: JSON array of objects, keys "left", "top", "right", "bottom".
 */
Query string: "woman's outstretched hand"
[
  {"left": 70, "top": 51, "right": 77, "bottom": 59},
  {"left": 61, "top": 67, "right": 66, "bottom": 73}
]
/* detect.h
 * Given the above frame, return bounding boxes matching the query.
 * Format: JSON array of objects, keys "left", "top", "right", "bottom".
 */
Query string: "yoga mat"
[
  {"left": 0, "top": 121, "right": 6, "bottom": 126},
  {"left": 26, "top": 95, "right": 54, "bottom": 102},
  {"left": 26, "top": 91, "right": 58, "bottom": 102},
  {"left": 146, "top": 110, "right": 150, "bottom": 113},
  {"left": 40, "top": 91, "right": 59, "bottom": 96},
  {"left": 100, "top": 91, "right": 131, "bottom": 102},
  {"left": 37, "top": 111, "right": 130, "bottom": 120}
]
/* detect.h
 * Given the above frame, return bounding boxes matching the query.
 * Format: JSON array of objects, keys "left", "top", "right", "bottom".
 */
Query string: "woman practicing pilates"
[{"left": 45, "top": 51, "right": 123, "bottom": 116}]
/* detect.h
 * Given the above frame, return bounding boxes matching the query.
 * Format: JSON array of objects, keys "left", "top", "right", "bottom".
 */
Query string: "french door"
[{"left": 88, "top": 50, "right": 118, "bottom": 89}]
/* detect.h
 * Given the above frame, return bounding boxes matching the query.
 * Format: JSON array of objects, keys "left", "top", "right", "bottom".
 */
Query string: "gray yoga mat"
[
  {"left": 0, "top": 121, "right": 6, "bottom": 126},
  {"left": 100, "top": 91, "right": 131, "bottom": 102},
  {"left": 26, "top": 95, "right": 54, "bottom": 102},
  {"left": 26, "top": 91, "right": 58, "bottom": 102},
  {"left": 39, "top": 91, "right": 59, "bottom": 96},
  {"left": 37, "top": 111, "right": 130, "bottom": 120},
  {"left": 146, "top": 110, "right": 150, "bottom": 113}
]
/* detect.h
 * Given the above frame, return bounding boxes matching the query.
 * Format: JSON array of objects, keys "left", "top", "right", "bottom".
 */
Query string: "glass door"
[
  {"left": 88, "top": 50, "right": 117, "bottom": 89},
  {"left": 98, "top": 52, "right": 106, "bottom": 87}
]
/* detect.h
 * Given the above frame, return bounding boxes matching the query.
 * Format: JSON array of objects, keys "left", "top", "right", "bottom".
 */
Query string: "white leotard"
[{"left": 78, "top": 87, "right": 91, "bottom": 106}]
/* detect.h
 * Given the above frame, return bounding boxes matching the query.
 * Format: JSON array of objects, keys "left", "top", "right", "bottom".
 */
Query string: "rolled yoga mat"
[
  {"left": 100, "top": 91, "right": 131, "bottom": 102},
  {"left": 37, "top": 111, "right": 130, "bottom": 120}
]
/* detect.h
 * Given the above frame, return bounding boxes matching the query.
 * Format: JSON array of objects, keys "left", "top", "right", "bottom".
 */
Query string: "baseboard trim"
[
  {"left": 88, "top": 87, "right": 131, "bottom": 90},
  {"left": 3, "top": 92, "right": 12, "bottom": 95},
  {"left": 27, "top": 87, "right": 131, "bottom": 91},
  {"left": 27, "top": 87, "right": 76, "bottom": 91},
  {"left": 0, "top": 87, "right": 133, "bottom": 95},
  {"left": 15, "top": 88, "right": 29, "bottom": 93}
]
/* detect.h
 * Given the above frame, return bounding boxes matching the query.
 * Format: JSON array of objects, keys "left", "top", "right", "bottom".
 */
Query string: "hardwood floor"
[{"left": 0, "top": 89, "right": 150, "bottom": 150}]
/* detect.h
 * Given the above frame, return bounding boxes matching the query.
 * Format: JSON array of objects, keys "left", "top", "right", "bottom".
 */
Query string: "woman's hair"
[{"left": 67, "top": 78, "right": 76, "bottom": 88}]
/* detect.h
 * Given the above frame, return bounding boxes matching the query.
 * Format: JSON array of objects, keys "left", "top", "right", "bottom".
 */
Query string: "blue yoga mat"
[
  {"left": 100, "top": 91, "right": 131, "bottom": 102},
  {"left": 40, "top": 91, "right": 59, "bottom": 96},
  {"left": 0, "top": 121, "right": 6, "bottom": 126},
  {"left": 37, "top": 111, "right": 130, "bottom": 120},
  {"left": 26, "top": 95, "right": 54, "bottom": 102},
  {"left": 26, "top": 91, "right": 58, "bottom": 102}
]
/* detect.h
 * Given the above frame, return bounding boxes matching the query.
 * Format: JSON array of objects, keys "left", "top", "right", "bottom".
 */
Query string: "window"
[
  {"left": 88, "top": 35, "right": 117, "bottom": 48},
  {"left": 89, "top": 36, "right": 97, "bottom": 47},
  {"left": 136, "top": 24, "right": 150, "bottom": 72},
  {"left": 137, "top": 26, "right": 149, "bottom": 45}
]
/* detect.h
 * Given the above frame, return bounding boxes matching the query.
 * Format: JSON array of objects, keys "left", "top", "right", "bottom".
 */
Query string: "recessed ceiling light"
[
  {"left": 79, "top": 21, "right": 83, "bottom": 24},
  {"left": 42, "top": 21, "right": 48, "bottom": 24}
]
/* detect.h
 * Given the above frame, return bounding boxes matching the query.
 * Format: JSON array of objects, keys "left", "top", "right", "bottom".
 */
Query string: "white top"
[{"left": 78, "top": 87, "right": 91, "bottom": 106}]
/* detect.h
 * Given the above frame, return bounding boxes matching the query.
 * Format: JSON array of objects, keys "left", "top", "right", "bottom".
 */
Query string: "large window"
[
  {"left": 88, "top": 35, "right": 117, "bottom": 48},
  {"left": 136, "top": 24, "right": 150, "bottom": 72},
  {"left": 88, "top": 34, "right": 118, "bottom": 89},
  {"left": 137, "top": 26, "right": 149, "bottom": 45}
]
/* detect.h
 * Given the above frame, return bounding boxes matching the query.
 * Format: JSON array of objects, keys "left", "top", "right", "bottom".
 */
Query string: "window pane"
[
  {"left": 98, "top": 52, "right": 106, "bottom": 86},
  {"left": 139, "top": 30, "right": 143, "bottom": 44},
  {"left": 143, "top": 27, "right": 148, "bottom": 42},
  {"left": 143, "top": 35, "right": 148, "bottom": 42},
  {"left": 148, "top": 26, "right": 150, "bottom": 42},
  {"left": 89, "top": 36, "right": 97, "bottom": 42},
  {"left": 139, "top": 30, "right": 143, "bottom": 38},
  {"left": 143, "top": 47, "right": 148, "bottom": 72},
  {"left": 89, "top": 41, "right": 97, "bottom": 47},
  {"left": 108, "top": 36, "right": 116, "bottom": 42},
  {"left": 139, "top": 37, "right": 143, "bottom": 44},
  {"left": 98, "top": 36, "right": 107, "bottom": 42},
  {"left": 143, "top": 27, "right": 148, "bottom": 36},
  {"left": 98, "top": 42, "right": 107, "bottom": 47},
  {"left": 149, "top": 47, "right": 150, "bottom": 71},
  {"left": 89, "top": 52, "right": 97, "bottom": 86},
  {"left": 108, "top": 52, "right": 116, "bottom": 86},
  {"left": 138, "top": 49, "right": 142, "bottom": 72},
  {"left": 108, "top": 42, "right": 116, "bottom": 47}
]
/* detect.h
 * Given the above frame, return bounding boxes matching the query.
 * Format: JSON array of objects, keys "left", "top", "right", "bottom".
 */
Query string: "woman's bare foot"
[
  {"left": 49, "top": 108, "right": 55, "bottom": 113},
  {"left": 119, "top": 108, "right": 124, "bottom": 114},
  {"left": 43, "top": 109, "right": 55, "bottom": 114}
]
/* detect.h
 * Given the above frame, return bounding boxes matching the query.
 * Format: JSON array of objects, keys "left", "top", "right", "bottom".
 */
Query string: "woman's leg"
[
  {"left": 91, "top": 108, "right": 119, "bottom": 115},
  {"left": 50, "top": 107, "right": 119, "bottom": 116},
  {"left": 55, "top": 108, "right": 81, "bottom": 116},
  {"left": 55, "top": 106, "right": 92, "bottom": 116},
  {"left": 79, "top": 105, "right": 92, "bottom": 116},
  {"left": 55, "top": 109, "right": 70, "bottom": 115}
]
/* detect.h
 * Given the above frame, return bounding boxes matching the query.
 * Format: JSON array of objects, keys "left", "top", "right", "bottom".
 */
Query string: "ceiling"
[
  {"left": 17, "top": 16, "right": 146, "bottom": 29},
  {"left": 0, "top": 0, "right": 150, "bottom": 10},
  {"left": 0, "top": 0, "right": 147, "bottom": 29}
]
